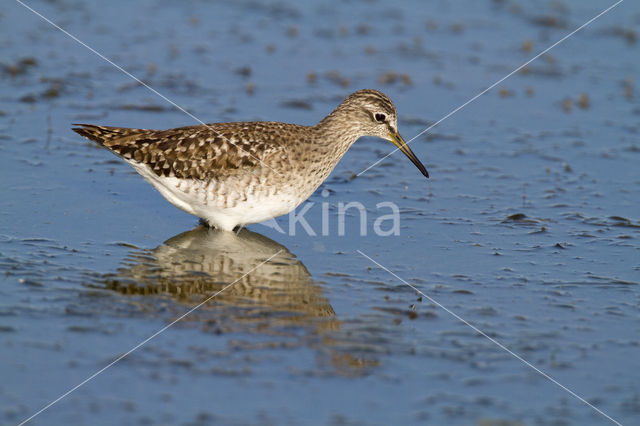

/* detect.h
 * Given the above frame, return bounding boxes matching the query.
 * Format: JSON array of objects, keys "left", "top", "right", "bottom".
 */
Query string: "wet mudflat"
[{"left": 1, "top": 0, "right": 639, "bottom": 425}]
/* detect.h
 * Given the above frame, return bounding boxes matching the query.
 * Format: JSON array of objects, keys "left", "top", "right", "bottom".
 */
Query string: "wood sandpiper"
[{"left": 73, "top": 89, "right": 429, "bottom": 231}]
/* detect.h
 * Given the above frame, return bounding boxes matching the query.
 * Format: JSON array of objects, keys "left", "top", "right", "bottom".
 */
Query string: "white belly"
[{"left": 130, "top": 163, "right": 303, "bottom": 231}]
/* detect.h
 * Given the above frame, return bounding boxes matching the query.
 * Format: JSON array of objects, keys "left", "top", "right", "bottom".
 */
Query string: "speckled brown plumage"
[
  {"left": 72, "top": 122, "right": 297, "bottom": 180},
  {"left": 72, "top": 89, "right": 428, "bottom": 230}
]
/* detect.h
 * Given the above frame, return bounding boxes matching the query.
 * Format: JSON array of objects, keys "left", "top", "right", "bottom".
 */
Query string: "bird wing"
[{"left": 73, "top": 123, "right": 290, "bottom": 180}]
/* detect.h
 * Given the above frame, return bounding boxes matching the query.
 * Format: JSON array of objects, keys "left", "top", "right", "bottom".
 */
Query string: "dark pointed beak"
[{"left": 389, "top": 131, "right": 429, "bottom": 178}]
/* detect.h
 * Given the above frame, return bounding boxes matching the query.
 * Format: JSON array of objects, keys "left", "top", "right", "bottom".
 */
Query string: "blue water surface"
[{"left": 1, "top": 1, "right": 639, "bottom": 425}]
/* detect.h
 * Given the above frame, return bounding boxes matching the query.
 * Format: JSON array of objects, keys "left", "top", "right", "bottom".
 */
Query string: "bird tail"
[{"left": 72, "top": 124, "right": 148, "bottom": 147}]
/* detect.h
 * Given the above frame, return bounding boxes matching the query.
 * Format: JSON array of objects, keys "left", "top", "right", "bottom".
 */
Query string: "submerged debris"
[
  {"left": 280, "top": 99, "right": 313, "bottom": 110},
  {"left": 502, "top": 213, "right": 539, "bottom": 225},
  {"left": 2, "top": 57, "right": 37, "bottom": 76}
]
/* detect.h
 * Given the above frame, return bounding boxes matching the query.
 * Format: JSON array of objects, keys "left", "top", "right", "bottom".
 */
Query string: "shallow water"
[{"left": 1, "top": 0, "right": 639, "bottom": 425}]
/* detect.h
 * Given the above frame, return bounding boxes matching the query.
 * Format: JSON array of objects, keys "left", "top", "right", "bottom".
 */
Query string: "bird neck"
[{"left": 313, "top": 107, "right": 363, "bottom": 156}]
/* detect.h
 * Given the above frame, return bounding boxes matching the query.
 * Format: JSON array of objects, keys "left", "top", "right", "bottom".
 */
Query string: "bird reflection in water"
[{"left": 100, "top": 226, "right": 377, "bottom": 373}]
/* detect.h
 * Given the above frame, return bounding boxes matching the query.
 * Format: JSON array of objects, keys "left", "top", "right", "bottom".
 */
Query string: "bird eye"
[{"left": 374, "top": 113, "right": 386, "bottom": 122}]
